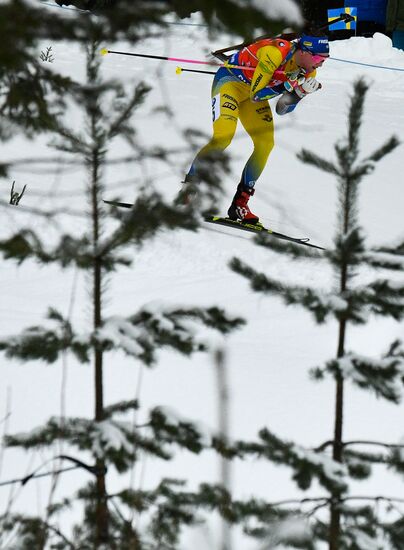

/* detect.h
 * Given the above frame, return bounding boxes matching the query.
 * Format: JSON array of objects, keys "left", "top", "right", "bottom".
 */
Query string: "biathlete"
[{"left": 184, "top": 33, "right": 330, "bottom": 224}]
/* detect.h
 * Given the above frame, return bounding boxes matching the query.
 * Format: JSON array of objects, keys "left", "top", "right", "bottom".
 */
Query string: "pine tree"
[
  {"left": 230, "top": 78, "right": 404, "bottom": 549},
  {"left": 0, "top": 3, "right": 345, "bottom": 548},
  {"left": 0, "top": 31, "right": 249, "bottom": 547}
]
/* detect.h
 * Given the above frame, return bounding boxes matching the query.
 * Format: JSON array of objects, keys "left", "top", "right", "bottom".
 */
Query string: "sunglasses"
[
  {"left": 310, "top": 54, "right": 329, "bottom": 64},
  {"left": 300, "top": 46, "right": 329, "bottom": 63}
]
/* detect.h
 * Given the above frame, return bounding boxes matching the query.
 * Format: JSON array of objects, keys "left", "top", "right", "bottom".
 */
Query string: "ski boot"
[
  {"left": 176, "top": 173, "right": 200, "bottom": 206},
  {"left": 227, "top": 183, "right": 259, "bottom": 224}
]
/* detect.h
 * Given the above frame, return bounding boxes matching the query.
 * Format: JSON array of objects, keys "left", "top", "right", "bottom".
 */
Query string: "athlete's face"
[{"left": 295, "top": 50, "right": 328, "bottom": 72}]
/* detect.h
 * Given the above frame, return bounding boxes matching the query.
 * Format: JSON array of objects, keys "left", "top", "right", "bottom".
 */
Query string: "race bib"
[{"left": 212, "top": 94, "right": 220, "bottom": 122}]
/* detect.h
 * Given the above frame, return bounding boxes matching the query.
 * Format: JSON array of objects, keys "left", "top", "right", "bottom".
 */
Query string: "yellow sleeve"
[{"left": 250, "top": 45, "right": 284, "bottom": 100}]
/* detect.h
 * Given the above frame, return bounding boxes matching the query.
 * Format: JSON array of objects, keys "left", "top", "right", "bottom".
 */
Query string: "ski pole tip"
[
  {"left": 100, "top": 48, "right": 109, "bottom": 56},
  {"left": 175, "top": 66, "right": 183, "bottom": 75}
]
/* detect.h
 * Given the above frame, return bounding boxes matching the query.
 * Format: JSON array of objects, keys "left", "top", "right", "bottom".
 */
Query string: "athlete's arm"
[
  {"left": 276, "top": 70, "right": 320, "bottom": 115},
  {"left": 250, "top": 45, "right": 284, "bottom": 102},
  {"left": 275, "top": 91, "right": 301, "bottom": 115}
]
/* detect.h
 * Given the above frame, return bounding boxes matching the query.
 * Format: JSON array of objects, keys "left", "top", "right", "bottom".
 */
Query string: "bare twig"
[{"left": 314, "top": 440, "right": 404, "bottom": 452}]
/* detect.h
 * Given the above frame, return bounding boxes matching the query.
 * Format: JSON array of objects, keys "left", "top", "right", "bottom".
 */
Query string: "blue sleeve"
[
  {"left": 252, "top": 87, "right": 278, "bottom": 102},
  {"left": 278, "top": 102, "right": 298, "bottom": 115},
  {"left": 275, "top": 91, "right": 301, "bottom": 115}
]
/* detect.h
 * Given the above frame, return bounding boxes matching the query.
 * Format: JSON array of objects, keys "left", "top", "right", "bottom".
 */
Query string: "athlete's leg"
[
  {"left": 238, "top": 100, "right": 275, "bottom": 191},
  {"left": 185, "top": 72, "right": 248, "bottom": 181}
]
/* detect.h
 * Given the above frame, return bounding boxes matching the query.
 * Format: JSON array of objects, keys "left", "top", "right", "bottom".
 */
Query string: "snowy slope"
[{"left": 1, "top": 8, "right": 404, "bottom": 548}]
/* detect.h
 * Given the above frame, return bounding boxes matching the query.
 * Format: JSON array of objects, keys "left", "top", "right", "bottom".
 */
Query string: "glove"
[{"left": 294, "top": 77, "right": 322, "bottom": 99}]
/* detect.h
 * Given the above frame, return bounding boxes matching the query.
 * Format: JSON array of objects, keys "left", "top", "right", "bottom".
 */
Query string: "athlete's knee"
[
  {"left": 210, "top": 133, "right": 233, "bottom": 150},
  {"left": 252, "top": 133, "right": 274, "bottom": 157},
  {"left": 210, "top": 122, "right": 237, "bottom": 150},
  {"left": 197, "top": 134, "right": 233, "bottom": 160}
]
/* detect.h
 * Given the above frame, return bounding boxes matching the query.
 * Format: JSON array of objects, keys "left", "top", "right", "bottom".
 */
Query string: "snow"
[
  {"left": 97, "top": 316, "right": 146, "bottom": 356},
  {"left": 351, "top": 529, "right": 381, "bottom": 550},
  {"left": 92, "top": 419, "right": 134, "bottom": 457},
  {"left": 330, "top": 33, "right": 404, "bottom": 79},
  {"left": 336, "top": 353, "right": 404, "bottom": 402},
  {"left": 154, "top": 406, "right": 214, "bottom": 447},
  {"left": 298, "top": 290, "right": 348, "bottom": 314},
  {"left": 294, "top": 447, "right": 347, "bottom": 485},
  {"left": 2, "top": 8, "right": 404, "bottom": 548},
  {"left": 232, "top": 0, "right": 302, "bottom": 26},
  {"left": 382, "top": 279, "right": 404, "bottom": 291},
  {"left": 259, "top": 516, "right": 312, "bottom": 549},
  {"left": 362, "top": 251, "right": 404, "bottom": 269}
]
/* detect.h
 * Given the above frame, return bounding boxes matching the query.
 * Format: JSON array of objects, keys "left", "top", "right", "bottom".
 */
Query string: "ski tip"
[
  {"left": 100, "top": 48, "right": 109, "bottom": 56},
  {"left": 204, "top": 214, "right": 326, "bottom": 250},
  {"left": 103, "top": 199, "right": 133, "bottom": 209}
]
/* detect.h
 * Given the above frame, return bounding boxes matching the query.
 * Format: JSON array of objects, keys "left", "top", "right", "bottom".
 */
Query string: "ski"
[
  {"left": 103, "top": 199, "right": 133, "bottom": 208},
  {"left": 40, "top": 1, "right": 88, "bottom": 12},
  {"left": 204, "top": 215, "right": 325, "bottom": 250},
  {"left": 103, "top": 202, "right": 325, "bottom": 250}
]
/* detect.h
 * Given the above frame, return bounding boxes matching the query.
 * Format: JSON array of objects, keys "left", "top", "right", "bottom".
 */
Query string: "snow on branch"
[
  {"left": 0, "top": 308, "right": 89, "bottom": 364},
  {"left": 116, "top": 479, "right": 311, "bottom": 545},
  {"left": 360, "top": 250, "right": 404, "bottom": 271},
  {"left": 147, "top": 407, "right": 213, "bottom": 454},
  {"left": 236, "top": 428, "right": 348, "bottom": 493},
  {"left": 349, "top": 279, "right": 404, "bottom": 321},
  {"left": 373, "top": 240, "right": 404, "bottom": 257},
  {"left": 0, "top": 304, "right": 244, "bottom": 366},
  {"left": 96, "top": 305, "right": 244, "bottom": 365},
  {"left": 349, "top": 528, "right": 381, "bottom": 550},
  {"left": 115, "top": 478, "right": 404, "bottom": 548},
  {"left": 4, "top": 416, "right": 172, "bottom": 472},
  {"left": 311, "top": 349, "right": 404, "bottom": 403},
  {"left": 0, "top": 229, "right": 131, "bottom": 271},
  {"left": 4, "top": 403, "right": 232, "bottom": 476},
  {"left": 230, "top": 257, "right": 348, "bottom": 323},
  {"left": 104, "top": 399, "right": 139, "bottom": 417},
  {"left": 257, "top": 516, "right": 312, "bottom": 548},
  {"left": 313, "top": 437, "right": 404, "bottom": 478}
]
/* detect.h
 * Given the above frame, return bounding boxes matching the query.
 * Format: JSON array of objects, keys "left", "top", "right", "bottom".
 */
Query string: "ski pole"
[
  {"left": 100, "top": 48, "right": 254, "bottom": 71},
  {"left": 176, "top": 66, "right": 215, "bottom": 76}
]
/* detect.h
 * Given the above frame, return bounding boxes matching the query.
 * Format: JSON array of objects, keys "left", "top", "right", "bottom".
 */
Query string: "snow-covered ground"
[{"left": 1, "top": 7, "right": 404, "bottom": 548}]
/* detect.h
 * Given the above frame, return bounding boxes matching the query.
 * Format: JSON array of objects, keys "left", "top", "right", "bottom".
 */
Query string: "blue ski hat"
[{"left": 298, "top": 34, "right": 330, "bottom": 56}]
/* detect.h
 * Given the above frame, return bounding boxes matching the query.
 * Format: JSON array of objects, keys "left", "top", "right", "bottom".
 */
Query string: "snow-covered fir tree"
[
  {"left": 0, "top": 37, "right": 245, "bottom": 550},
  {"left": 230, "top": 78, "right": 404, "bottom": 549},
  {"left": 0, "top": 1, "right": 308, "bottom": 549}
]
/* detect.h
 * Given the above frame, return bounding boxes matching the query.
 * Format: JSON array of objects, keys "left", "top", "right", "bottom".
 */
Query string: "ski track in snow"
[{"left": 1, "top": 9, "right": 404, "bottom": 547}]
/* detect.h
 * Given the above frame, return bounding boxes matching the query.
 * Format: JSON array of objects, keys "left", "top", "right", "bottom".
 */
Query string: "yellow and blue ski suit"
[{"left": 186, "top": 38, "right": 316, "bottom": 190}]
